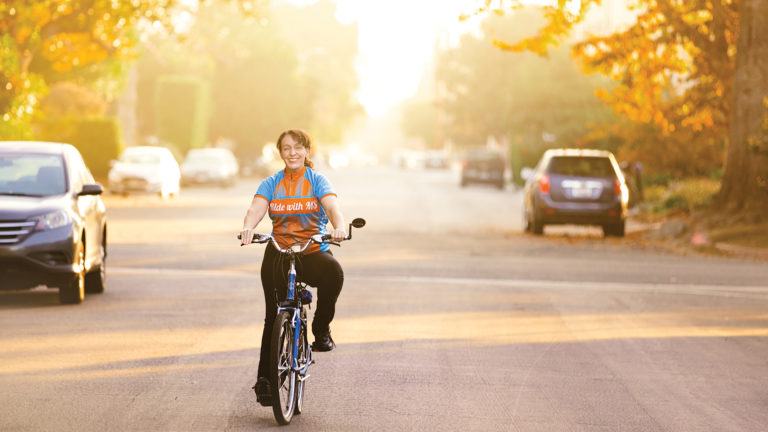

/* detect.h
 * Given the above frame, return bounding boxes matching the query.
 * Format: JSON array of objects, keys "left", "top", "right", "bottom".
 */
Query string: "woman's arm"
[
  {"left": 240, "top": 196, "right": 269, "bottom": 245},
  {"left": 320, "top": 195, "right": 346, "bottom": 241}
]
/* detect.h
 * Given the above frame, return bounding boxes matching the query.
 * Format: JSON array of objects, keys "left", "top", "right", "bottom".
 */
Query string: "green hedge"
[
  {"left": 36, "top": 116, "right": 123, "bottom": 179},
  {"left": 154, "top": 75, "right": 210, "bottom": 153}
]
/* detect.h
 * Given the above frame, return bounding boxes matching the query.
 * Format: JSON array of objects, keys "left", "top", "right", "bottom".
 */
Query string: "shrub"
[
  {"left": 154, "top": 75, "right": 210, "bottom": 153},
  {"left": 36, "top": 116, "right": 123, "bottom": 179},
  {"left": 40, "top": 82, "right": 106, "bottom": 117},
  {"left": 648, "top": 178, "right": 721, "bottom": 213},
  {"left": 674, "top": 178, "right": 721, "bottom": 210}
]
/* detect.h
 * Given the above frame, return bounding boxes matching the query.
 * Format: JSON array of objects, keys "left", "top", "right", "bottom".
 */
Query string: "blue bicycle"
[{"left": 240, "top": 218, "right": 366, "bottom": 425}]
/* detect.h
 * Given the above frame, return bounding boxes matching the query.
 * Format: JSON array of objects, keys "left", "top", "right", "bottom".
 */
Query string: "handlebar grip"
[{"left": 238, "top": 233, "right": 268, "bottom": 243}]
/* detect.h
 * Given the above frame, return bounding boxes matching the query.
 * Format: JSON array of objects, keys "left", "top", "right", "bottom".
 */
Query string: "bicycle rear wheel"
[{"left": 270, "top": 311, "right": 296, "bottom": 425}]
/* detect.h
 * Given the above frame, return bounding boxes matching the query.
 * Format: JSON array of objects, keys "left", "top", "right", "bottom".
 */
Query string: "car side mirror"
[
  {"left": 520, "top": 167, "right": 534, "bottom": 182},
  {"left": 78, "top": 184, "right": 103, "bottom": 196}
]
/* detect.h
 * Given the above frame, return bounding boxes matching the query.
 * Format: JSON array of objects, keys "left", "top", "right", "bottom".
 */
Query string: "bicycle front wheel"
[
  {"left": 270, "top": 311, "right": 296, "bottom": 425},
  {"left": 294, "top": 319, "right": 309, "bottom": 415}
]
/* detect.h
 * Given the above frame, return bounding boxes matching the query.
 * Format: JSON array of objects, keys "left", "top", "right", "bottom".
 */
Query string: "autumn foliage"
[
  {"left": 475, "top": 0, "right": 740, "bottom": 177},
  {"left": 0, "top": 0, "right": 181, "bottom": 137}
]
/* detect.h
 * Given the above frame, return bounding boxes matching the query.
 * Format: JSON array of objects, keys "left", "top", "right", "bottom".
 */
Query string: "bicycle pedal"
[{"left": 299, "top": 290, "right": 313, "bottom": 305}]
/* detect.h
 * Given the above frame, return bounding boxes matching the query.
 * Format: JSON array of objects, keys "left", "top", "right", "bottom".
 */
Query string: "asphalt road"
[{"left": 2, "top": 166, "right": 768, "bottom": 431}]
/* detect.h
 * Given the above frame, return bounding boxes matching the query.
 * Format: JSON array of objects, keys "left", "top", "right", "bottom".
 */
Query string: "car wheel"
[
  {"left": 59, "top": 241, "right": 85, "bottom": 304},
  {"left": 85, "top": 234, "right": 106, "bottom": 294},
  {"left": 531, "top": 215, "right": 544, "bottom": 235},
  {"left": 522, "top": 209, "right": 531, "bottom": 232},
  {"left": 603, "top": 221, "right": 626, "bottom": 238}
]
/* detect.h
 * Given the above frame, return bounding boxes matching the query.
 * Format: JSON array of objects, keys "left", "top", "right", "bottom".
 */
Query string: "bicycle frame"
[{"left": 277, "top": 253, "right": 313, "bottom": 379}]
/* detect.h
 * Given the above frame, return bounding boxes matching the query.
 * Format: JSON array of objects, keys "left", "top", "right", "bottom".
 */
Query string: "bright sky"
[
  {"left": 285, "top": 1, "right": 597, "bottom": 118},
  {"left": 330, "top": 0, "right": 481, "bottom": 117}
]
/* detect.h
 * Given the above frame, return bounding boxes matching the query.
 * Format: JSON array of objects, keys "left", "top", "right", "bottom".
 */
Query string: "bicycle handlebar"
[
  {"left": 238, "top": 218, "right": 365, "bottom": 252},
  {"left": 251, "top": 234, "right": 318, "bottom": 252}
]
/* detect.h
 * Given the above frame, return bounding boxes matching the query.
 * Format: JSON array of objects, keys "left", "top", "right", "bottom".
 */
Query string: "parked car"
[
  {"left": 522, "top": 149, "right": 629, "bottom": 237},
  {"left": 424, "top": 150, "right": 449, "bottom": 170},
  {"left": 0, "top": 141, "right": 107, "bottom": 304},
  {"left": 181, "top": 148, "right": 239, "bottom": 187},
  {"left": 108, "top": 146, "right": 180, "bottom": 198},
  {"left": 460, "top": 149, "right": 505, "bottom": 189}
]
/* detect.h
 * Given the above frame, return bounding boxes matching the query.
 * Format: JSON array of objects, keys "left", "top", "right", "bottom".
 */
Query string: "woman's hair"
[{"left": 276, "top": 129, "right": 314, "bottom": 168}]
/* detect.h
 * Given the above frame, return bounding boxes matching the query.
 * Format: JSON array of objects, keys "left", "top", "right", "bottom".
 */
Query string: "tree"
[
  {"left": 135, "top": 1, "right": 358, "bottom": 158},
  {"left": 476, "top": 0, "right": 767, "bottom": 210},
  {"left": 274, "top": 0, "right": 361, "bottom": 144},
  {"left": 401, "top": 99, "right": 440, "bottom": 148},
  {"left": 435, "top": 11, "right": 614, "bottom": 152},
  {"left": 0, "top": 1, "right": 263, "bottom": 139},
  {"left": 719, "top": 0, "right": 768, "bottom": 212},
  {"left": 0, "top": 1, "right": 181, "bottom": 138}
]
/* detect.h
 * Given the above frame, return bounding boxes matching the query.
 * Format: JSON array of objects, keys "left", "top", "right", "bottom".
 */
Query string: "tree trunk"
[{"left": 719, "top": 0, "right": 768, "bottom": 213}]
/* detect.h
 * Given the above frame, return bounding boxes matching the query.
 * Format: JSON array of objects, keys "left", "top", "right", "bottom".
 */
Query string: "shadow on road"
[{"left": 0, "top": 289, "right": 60, "bottom": 309}]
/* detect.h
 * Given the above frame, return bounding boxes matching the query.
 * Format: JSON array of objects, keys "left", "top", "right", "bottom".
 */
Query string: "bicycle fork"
[{"left": 279, "top": 259, "right": 313, "bottom": 381}]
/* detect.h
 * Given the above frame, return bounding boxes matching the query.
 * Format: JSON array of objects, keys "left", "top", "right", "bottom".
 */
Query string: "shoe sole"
[{"left": 311, "top": 344, "right": 335, "bottom": 352}]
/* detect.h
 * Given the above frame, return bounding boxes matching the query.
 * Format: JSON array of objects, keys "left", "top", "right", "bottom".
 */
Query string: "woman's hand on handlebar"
[
  {"left": 240, "top": 228, "right": 256, "bottom": 246},
  {"left": 329, "top": 228, "right": 347, "bottom": 242}
]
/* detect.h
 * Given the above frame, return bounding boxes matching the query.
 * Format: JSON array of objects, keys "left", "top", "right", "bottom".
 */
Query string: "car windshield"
[
  {"left": 0, "top": 153, "right": 67, "bottom": 197},
  {"left": 466, "top": 151, "right": 502, "bottom": 162},
  {"left": 547, "top": 156, "right": 616, "bottom": 177},
  {"left": 121, "top": 152, "right": 163, "bottom": 165}
]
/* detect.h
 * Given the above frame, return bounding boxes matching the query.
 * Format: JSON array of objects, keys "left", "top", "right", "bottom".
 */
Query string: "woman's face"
[{"left": 279, "top": 134, "right": 308, "bottom": 171}]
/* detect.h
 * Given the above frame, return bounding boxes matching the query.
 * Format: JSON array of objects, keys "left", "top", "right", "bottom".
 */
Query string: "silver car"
[
  {"left": 0, "top": 141, "right": 107, "bottom": 304},
  {"left": 108, "top": 146, "right": 181, "bottom": 198},
  {"left": 181, "top": 148, "right": 239, "bottom": 187}
]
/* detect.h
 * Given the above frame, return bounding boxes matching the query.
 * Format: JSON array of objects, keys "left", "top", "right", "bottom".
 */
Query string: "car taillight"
[{"left": 539, "top": 175, "right": 550, "bottom": 194}]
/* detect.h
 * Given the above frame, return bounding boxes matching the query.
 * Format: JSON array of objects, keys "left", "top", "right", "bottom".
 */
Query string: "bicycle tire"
[
  {"left": 270, "top": 311, "right": 296, "bottom": 425},
  {"left": 294, "top": 319, "right": 309, "bottom": 414}
]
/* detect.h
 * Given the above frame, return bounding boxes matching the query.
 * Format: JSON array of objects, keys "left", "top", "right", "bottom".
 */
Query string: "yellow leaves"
[
  {"left": 42, "top": 33, "right": 108, "bottom": 73},
  {"left": 681, "top": 106, "right": 714, "bottom": 131},
  {"left": 682, "top": 8, "right": 713, "bottom": 26}
]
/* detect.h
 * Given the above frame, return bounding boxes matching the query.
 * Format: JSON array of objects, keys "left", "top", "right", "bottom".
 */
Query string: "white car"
[
  {"left": 181, "top": 148, "right": 239, "bottom": 187},
  {"left": 108, "top": 146, "right": 181, "bottom": 198}
]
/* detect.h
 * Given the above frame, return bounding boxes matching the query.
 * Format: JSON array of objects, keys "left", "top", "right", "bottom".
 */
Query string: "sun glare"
[{"left": 333, "top": 0, "right": 481, "bottom": 117}]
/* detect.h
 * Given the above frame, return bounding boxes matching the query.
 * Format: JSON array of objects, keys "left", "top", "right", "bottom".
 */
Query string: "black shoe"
[
  {"left": 252, "top": 377, "right": 272, "bottom": 407},
  {"left": 312, "top": 332, "right": 336, "bottom": 352}
]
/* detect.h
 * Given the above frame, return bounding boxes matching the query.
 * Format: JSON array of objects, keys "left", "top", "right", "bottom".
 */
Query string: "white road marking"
[{"left": 110, "top": 267, "right": 768, "bottom": 299}]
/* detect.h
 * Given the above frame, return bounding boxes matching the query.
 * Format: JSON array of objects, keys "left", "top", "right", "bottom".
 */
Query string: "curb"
[{"left": 713, "top": 242, "right": 768, "bottom": 260}]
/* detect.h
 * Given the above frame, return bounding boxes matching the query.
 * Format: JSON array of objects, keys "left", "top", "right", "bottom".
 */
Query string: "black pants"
[{"left": 257, "top": 243, "right": 344, "bottom": 380}]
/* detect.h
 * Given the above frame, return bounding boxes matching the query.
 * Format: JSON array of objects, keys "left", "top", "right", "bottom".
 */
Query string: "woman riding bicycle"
[{"left": 240, "top": 129, "right": 347, "bottom": 407}]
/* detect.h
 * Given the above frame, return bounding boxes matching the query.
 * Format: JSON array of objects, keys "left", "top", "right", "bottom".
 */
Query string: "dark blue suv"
[
  {"left": 522, "top": 149, "right": 629, "bottom": 237},
  {"left": 0, "top": 141, "right": 107, "bottom": 304}
]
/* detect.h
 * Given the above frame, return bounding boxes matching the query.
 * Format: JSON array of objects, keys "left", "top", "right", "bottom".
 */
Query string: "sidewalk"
[{"left": 629, "top": 215, "right": 768, "bottom": 262}]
